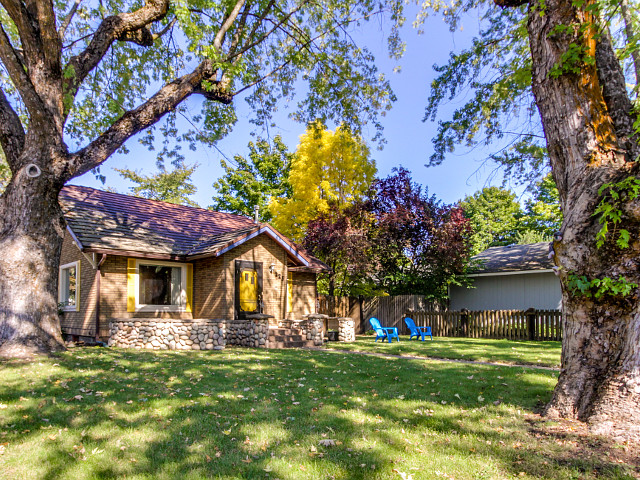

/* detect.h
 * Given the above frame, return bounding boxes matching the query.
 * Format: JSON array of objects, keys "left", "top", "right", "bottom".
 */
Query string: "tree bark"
[
  {"left": 0, "top": 163, "right": 66, "bottom": 358},
  {"left": 523, "top": 0, "right": 640, "bottom": 441}
]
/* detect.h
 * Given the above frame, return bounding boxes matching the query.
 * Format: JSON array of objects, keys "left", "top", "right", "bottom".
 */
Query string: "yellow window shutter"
[
  {"left": 185, "top": 264, "right": 193, "bottom": 313},
  {"left": 127, "top": 258, "right": 136, "bottom": 312},
  {"left": 287, "top": 272, "right": 293, "bottom": 313},
  {"left": 75, "top": 260, "right": 81, "bottom": 312}
]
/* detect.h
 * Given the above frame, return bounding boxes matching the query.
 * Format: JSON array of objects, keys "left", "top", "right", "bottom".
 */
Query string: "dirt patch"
[{"left": 524, "top": 413, "right": 640, "bottom": 478}]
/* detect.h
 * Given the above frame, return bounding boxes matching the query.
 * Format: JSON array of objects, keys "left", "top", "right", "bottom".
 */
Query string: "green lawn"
[
  {"left": 323, "top": 336, "right": 562, "bottom": 368},
  {"left": 0, "top": 347, "right": 634, "bottom": 480}
]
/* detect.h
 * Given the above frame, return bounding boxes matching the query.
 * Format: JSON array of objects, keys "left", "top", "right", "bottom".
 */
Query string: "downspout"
[{"left": 94, "top": 254, "right": 107, "bottom": 342}]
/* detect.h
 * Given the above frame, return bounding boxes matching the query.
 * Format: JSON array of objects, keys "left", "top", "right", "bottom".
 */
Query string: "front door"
[{"left": 235, "top": 260, "right": 263, "bottom": 318}]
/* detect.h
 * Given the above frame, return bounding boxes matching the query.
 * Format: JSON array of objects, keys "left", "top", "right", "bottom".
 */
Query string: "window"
[
  {"left": 135, "top": 260, "right": 187, "bottom": 311},
  {"left": 59, "top": 261, "right": 79, "bottom": 311}
]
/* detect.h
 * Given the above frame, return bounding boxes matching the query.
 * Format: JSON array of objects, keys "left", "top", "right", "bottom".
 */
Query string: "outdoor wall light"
[
  {"left": 25, "top": 164, "right": 41, "bottom": 178},
  {"left": 269, "top": 263, "right": 276, "bottom": 274}
]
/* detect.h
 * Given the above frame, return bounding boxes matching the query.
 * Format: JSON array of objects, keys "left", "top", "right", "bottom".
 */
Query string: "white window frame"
[
  {"left": 59, "top": 260, "right": 80, "bottom": 312},
  {"left": 135, "top": 259, "right": 188, "bottom": 312}
]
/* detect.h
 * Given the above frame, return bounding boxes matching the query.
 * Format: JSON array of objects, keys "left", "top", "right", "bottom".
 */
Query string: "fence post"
[
  {"left": 526, "top": 308, "right": 536, "bottom": 341},
  {"left": 460, "top": 308, "right": 469, "bottom": 337}
]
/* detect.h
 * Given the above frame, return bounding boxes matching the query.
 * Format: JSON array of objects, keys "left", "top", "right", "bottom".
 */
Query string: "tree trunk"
[
  {"left": 0, "top": 170, "right": 66, "bottom": 358},
  {"left": 525, "top": 0, "right": 640, "bottom": 441}
]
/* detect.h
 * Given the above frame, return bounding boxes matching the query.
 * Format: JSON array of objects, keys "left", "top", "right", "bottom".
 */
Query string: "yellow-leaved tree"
[{"left": 269, "top": 122, "right": 376, "bottom": 241}]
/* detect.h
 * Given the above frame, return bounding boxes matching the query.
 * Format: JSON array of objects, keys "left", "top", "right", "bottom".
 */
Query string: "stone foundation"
[
  {"left": 225, "top": 319, "right": 270, "bottom": 348},
  {"left": 108, "top": 319, "right": 226, "bottom": 350},
  {"left": 108, "top": 316, "right": 327, "bottom": 350},
  {"left": 338, "top": 317, "right": 356, "bottom": 342}
]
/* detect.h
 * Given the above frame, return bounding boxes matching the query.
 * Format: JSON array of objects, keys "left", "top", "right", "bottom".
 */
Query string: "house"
[
  {"left": 448, "top": 242, "right": 562, "bottom": 311},
  {"left": 58, "top": 185, "right": 329, "bottom": 349}
]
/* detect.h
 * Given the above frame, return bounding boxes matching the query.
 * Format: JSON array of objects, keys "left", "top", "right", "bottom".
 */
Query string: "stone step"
[
  {"left": 269, "top": 334, "right": 305, "bottom": 342},
  {"left": 268, "top": 340, "right": 316, "bottom": 349},
  {"left": 269, "top": 328, "right": 304, "bottom": 336}
]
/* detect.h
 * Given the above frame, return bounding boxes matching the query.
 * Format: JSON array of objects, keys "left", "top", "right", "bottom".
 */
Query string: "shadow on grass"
[
  {"left": 324, "top": 336, "right": 562, "bottom": 368},
  {"left": 0, "top": 348, "right": 634, "bottom": 480}
]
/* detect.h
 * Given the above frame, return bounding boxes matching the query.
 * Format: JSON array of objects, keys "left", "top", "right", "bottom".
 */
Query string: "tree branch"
[
  {"left": 0, "top": 87, "right": 25, "bottom": 169},
  {"left": 58, "top": 0, "right": 83, "bottom": 41},
  {"left": 63, "top": 0, "right": 170, "bottom": 115},
  {"left": 33, "top": 0, "right": 62, "bottom": 77},
  {"left": 0, "top": 0, "right": 40, "bottom": 65},
  {"left": 65, "top": 61, "right": 231, "bottom": 180},
  {"left": 152, "top": 17, "right": 177, "bottom": 40},
  {"left": 214, "top": 0, "right": 246, "bottom": 51},
  {"left": 0, "top": 23, "right": 44, "bottom": 115},
  {"left": 494, "top": 0, "right": 528, "bottom": 6}
]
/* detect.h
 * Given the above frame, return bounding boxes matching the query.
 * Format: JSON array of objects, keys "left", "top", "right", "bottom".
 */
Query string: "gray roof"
[{"left": 471, "top": 242, "right": 554, "bottom": 274}]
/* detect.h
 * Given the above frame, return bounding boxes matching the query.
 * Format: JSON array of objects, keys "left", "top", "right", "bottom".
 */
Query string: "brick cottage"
[{"left": 57, "top": 185, "right": 330, "bottom": 349}]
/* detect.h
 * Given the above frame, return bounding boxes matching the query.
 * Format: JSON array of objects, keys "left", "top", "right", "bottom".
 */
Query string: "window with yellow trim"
[{"left": 134, "top": 260, "right": 189, "bottom": 311}]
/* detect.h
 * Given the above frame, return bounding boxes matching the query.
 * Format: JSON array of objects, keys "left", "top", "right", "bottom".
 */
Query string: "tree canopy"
[
  {"left": 304, "top": 167, "right": 473, "bottom": 299},
  {"left": 270, "top": 122, "right": 376, "bottom": 241},
  {"left": 459, "top": 186, "right": 523, "bottom": 254},
  {"left": 211, "top": 136, "right": 292, "bottom": 221},
  {"left": 115, "top": 162, "right": 199, "bottom": 206}
]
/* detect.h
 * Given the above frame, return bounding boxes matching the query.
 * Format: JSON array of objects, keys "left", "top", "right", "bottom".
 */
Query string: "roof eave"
[
  {"left": 84, "top": 247, "right": 188, "bottom": 262},
  {"left": 468, "top": 268, "right": 554, "bottom": 277}
]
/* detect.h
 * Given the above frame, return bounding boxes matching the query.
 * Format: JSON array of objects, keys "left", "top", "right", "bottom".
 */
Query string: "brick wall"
[
  {"left": 193, "top": 255, "right": 228, "bottom": 318},
  {"left": 221, "top": 234, "right": 289, "bottom": 319},
  {"left": 59, "top": 232, "right": 98, "bottom": 337}
]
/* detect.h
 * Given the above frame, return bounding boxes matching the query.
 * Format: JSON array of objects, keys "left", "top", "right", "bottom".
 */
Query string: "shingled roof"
[
  {"left": 471, "top": 242, "right": 554, "bottom": 274},
  {"left": 59, "top": 185, "right": 325, "bottom": 269}
]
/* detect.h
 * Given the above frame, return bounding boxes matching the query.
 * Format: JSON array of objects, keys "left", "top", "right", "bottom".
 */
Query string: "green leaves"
[
  {"left": 114, "top": 162, "right": 200, "bottom": 206},
  {"left": 424, "top": 2, "right": 547, "bottom": 187},
  {"left": 593, "top": 177, "right": 640, "bottom": 249},
  {"left": 211, "top": 136, "right": 293, "bottom": 221},
  {"left": 567, "top": 274, "right": 638, "bottom": 299}
]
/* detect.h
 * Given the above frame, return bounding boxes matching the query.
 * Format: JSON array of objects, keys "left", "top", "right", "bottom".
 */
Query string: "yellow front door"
[{"left": 239, "top": 268, "right": 258, "bottom": 312}]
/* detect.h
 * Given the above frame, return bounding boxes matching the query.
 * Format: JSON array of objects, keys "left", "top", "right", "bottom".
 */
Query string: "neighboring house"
[
  {"left": 449, "top": 242, "right": 562, "bottom": 311},
  {"left": 58, "top": 185, "right": 327, "bottom": 341}
]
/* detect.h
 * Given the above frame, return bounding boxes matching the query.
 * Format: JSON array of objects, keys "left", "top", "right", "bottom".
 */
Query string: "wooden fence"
[
  {"left": 409, "top": 309, "right": 563, "bottom": 341},
  {"left": 317, "top": 295, "right": 563, "bottom": 340},
  {"left": 318, "top": 295, "right": 445, "bottom": 334}
]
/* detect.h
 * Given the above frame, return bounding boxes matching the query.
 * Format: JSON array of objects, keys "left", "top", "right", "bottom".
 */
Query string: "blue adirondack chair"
[
  {"left": 369, "top": 317, "right": 400, "bottom": 343},
  {"left": 404, "top": 317, "right": 433, "bottom": 341}
]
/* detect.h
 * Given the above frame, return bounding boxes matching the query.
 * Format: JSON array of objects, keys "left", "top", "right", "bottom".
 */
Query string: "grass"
[
  {"left": 323, "top": 336, "right": 562, "bottom": 368},
  {"left": 0, "top": 346, "right": 635, "bottom": 480}
]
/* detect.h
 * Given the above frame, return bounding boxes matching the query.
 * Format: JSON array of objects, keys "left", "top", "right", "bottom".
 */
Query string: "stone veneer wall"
[
  {"left": 338, "top": 317, "right": 356, "bottom": 342},
  {"left": 225, "top": 319, "right": 270, "bottom": 348},
  {"left": 108, "top": 317, "right": 326, "bottom": 350},
  {"left": 108, "top": 319, "right": 226, "bottom": 350},
  {"left": 304, "top": 315, "right": 325, "bottom": 346}
]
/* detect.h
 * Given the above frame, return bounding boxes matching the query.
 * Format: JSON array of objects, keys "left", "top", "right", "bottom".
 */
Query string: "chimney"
[{"left": 253, "top": 205, "right": 259, "bottom": 223}]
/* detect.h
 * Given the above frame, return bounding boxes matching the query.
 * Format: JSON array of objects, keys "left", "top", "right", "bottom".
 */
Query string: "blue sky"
[{"left": 73, "top": 7, "right": 533, "bottom": 208}]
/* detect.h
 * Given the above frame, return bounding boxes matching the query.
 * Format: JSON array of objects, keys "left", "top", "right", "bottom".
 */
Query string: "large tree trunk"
[
  {"left": 524, "top": 0, "right": 640, "bottom": 441},
  {"left": 0, "top": 168, "right": 66, "bottom": 358}
]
